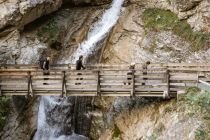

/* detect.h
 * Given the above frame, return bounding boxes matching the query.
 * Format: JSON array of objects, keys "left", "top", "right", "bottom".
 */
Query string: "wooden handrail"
[{"left": 1, "top": 64, "right": 210, "bottom": 97}]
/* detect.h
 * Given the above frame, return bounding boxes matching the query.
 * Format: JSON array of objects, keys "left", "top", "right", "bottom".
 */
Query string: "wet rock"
[
  {"left": 0, "top": 0, "right": 62, "bottom": 34},
  {"left": 63, "top": 0, "right": 111, "bottom": 6},
  {"left": 12, "top": 96, "right": 28, "bottom": 114}
]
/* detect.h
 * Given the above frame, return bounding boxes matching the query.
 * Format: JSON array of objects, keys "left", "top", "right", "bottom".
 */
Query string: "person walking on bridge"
[
  {"left": 42, "top": 57, "right": 50, "bottom": 85},
  {"left": 76, "top": 55, "right": 86, "bottom": 70},
  {"left": 142, "top": 61, "right": 150, "bottom": 85},
  {"left": 124, "top": 62, "right": 135, "bottom": 85},
  {"left": 76, "top": 55, "right": 86, "bottom": 85}
]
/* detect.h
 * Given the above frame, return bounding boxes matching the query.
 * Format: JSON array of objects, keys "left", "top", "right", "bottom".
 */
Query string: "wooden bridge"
[{"left": 1, "top": 63, "right": 210, "bottom": 98}]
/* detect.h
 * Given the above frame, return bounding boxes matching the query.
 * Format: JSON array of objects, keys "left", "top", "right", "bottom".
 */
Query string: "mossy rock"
[
  {"left": 0, "top": 96, "right": 11, "bottom": 131},
  {"left": 142, "top": 8, "right": 209, "bottom": 51}
]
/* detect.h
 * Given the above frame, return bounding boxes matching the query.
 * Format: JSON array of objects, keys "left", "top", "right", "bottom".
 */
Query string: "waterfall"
[
  {"left": 34, "top": 0, "right": 124, "bottom": 139},
  {"left": 64, "top": 0, "right": 124, "bottom": 63}
]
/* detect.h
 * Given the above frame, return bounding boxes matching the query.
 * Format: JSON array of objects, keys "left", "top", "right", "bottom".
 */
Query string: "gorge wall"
[{"left": 0, "top": 0, "right": 210, "bottom": 140}]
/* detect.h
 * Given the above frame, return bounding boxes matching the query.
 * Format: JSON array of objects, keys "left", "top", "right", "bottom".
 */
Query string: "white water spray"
[
  {"left": 64, "top": 0, "right": 124, "bottom": 63},
  {"left": 34, "top": 0, "right": 124, "bottom": 139}
]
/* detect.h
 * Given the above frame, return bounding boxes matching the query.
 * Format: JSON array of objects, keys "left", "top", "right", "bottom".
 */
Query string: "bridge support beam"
[
  {"left": 27, "top": 72, "right": 33, "bottom": 97},
  {"left": 164, "top": 69, "right": 170, "bottom": 99},
  {"left": 97, "top": 71, "right": 101, "bottom": 96},
  {"left": 0, "top": 78, "right": 1, "bottom": 96},
  {"left": 130, "top": 70, "right": 135, "bottom": 97},
  {"left": 62, "top": 71, "right": 67, "bottom": 97}
]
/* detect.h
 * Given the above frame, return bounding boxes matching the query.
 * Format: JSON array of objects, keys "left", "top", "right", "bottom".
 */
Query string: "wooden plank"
[
  {"left": 0, "top": 79, "right": 1, "bottom": 96},
  {"left": 67, "top": 85, "right": 97, "bottom": 89},
  {"left": 135, "top": 87, "right": 167, "bottom": 91},
  {"left": 100, "top": 88, "right": 131, "bottom": 92},
  {"left": 97, "top": 71, "right": 101, "bottom": 96},
  {"left": 131, "top": 70, "right": 135, "bottom": 97},
  {"left": 199, "top": 80, "right": 210, "bottom": 87},
  {"left": 164, "top": 69, "right": 170, "bottom": 98},
  {"left": 62, "top": 71, "right": 67, "bottom": 97}
]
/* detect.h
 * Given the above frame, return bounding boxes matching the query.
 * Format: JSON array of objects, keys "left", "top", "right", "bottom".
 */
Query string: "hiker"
[
  {"left": 142, "top": 61, "right": 150, "bottom": 85},
  {"left": 42, "top": 57, "right": 50, "bottom": 85},
  {"left": 76, "top": 55, "right": 86, "bottom": 85},
  {"left": 124, "top": 62, "right": 135, "bottom": 85}
]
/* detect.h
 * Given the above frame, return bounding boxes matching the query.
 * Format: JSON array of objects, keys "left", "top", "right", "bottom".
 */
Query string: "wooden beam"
[
  {"left": 164, "top": 69, "right": 170, "bottom": 99},
  {"left": 130, "top": 69, "right": 135, "bottom": 97},
  {"left": 62, "top": 71, "right": 67, "bottom": 97},
  {"left": 0, "top": 84, "right": 2, "bottom": 96},
  {"left": 199, "top": 80, "right": 210, "bottom": 87},
  {"left": 27, "top": 72, "right": 33, "bottom": 97},
  {"left": 97, "top": 71, "right": 101, "bottom": 96}
]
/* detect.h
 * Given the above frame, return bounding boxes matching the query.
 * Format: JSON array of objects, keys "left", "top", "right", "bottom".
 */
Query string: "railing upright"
[
  {"left": 62, "top": 71, "right": 67, "bottom": 97},
  {"left": 27, "top": 71, "right": 33, "bottom": 97},
  {"left": 97, "top": 70, "right": 101, "bottom": 96},
  {"left": 131, "top": 69, "right": 135, "bottom": 97},
  {"left": 164, "top": 68, "right": 170, "bottom": 99}
]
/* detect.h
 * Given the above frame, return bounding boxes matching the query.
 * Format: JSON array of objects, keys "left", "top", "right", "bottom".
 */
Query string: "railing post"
[
  {"left": 164, "top": 69, "right": 170, "bottom": 99},
  {"left": 130, "top": 69, "right": 135, "bottom": 97},
  {"left": 0, "top": 77, "right": 2, "bottom": 96},
  {"left": 28, "top": 71, "right": 33, "bottom": 97},
  {"left": 96, "top": 70, "right": 101, "bottom": 96},
  {"left": 0, "top": 83, "right": 2, "bottom": 96},
  {"left": 62, "top": 71, "right": 67, "bottom": 97}
]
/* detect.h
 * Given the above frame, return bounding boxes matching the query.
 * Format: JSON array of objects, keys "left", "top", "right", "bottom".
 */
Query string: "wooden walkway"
[{"left": 1, "top": 63, "right": 210, "bottom": 98}]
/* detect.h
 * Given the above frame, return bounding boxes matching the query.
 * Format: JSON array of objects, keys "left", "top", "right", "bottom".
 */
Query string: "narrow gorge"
[{"left": 0, "top": 0, "right": 210, "bottom": 140}]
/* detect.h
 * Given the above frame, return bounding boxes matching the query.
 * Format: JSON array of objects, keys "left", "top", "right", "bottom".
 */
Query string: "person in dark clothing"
[
  {"left": 142, "top": 61, "right": 150, "bottom": 85},
  {"left": 76, "top": 55, "right": 85, "bottom": 85},
  {"left": 124, "top": 63, "right": 135, "bottom": 85},
  {"left": 43, "top": 57, "right": 50, "bottom": 70},
  {"left": 76, "top": 55, "right": 86, "bottom": 70},
  {"left": 42, "top": 57, "right": 50, "bottom": 85}
]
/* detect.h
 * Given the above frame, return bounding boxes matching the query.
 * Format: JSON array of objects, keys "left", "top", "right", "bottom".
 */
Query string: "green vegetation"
[
  {"left": 179, "top": 87, "right": 210, "bottom": 139},
  {"left": 142, "top": 8, "right": 209, "bottom": 51},
  {"left": 112, "top": 124, "right": 122, "bottom": 138},
  {"left": 148, "top": 40, "right": 157, "bottom": 53},
  {"left": 37, "top": 19, "right": 59, "bottom": 44},
  {"left": 0, "top": 96, "right": 10, "bottom": 131},
  {"left": 148, "top": 135, "right": 157, "bottom": 140},
  {"left": 148, "top": 122, "right": 165, "bottom": 140}
]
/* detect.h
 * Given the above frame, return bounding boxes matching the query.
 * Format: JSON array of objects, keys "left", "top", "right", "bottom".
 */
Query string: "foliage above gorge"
[
  {"left": 142, "top": 8, "right": 209, "bottom": 51},
  {"left": 0, "top": 96, "right": 10, "bottom": 131}
]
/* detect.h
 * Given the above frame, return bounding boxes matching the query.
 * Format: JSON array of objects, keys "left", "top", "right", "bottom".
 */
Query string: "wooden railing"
[{"left": 1, "top": 63, "right": 210, "bottom": 98}]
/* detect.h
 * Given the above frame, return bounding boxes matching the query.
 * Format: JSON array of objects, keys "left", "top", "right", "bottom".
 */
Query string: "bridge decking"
[{"left": 0, "top": 63, "right": 210, "bottom": 98}]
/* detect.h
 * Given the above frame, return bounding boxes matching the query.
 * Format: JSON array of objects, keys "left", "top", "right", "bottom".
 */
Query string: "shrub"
[
  {"left": 0, "top": 96, "right": 11, "bottom": 131},
  {"left": 142, "top": 8, "right": 209, "bottom": 51},
  {"left": 112, "top": 124, "right": 122, "bottom": 138}
]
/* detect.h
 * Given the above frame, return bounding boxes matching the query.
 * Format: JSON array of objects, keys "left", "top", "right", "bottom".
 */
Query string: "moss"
[
  {"left": 142, "top": 8, "right": 209, "bottom": 51},
  {"left": 154, "top": 122, "right": 165, "bottom": 134},
  {"left": 0, "top": 96, "right": 11, "bottom": 131},
  {"left": 148, "top": 134, "right": 157, "bottom": 140},
  {"left": 195, "top": 128, "right": 209, "bottom": 140},
  {"left": 148, "top": 40, "right": 156, "bottom": 53},
  {"left": 112, "top": 124, "right": 122, "bottom": 138},
  {"left": 37, "top": 19, "right": 59, "bottom": 44},
  {"left": 181, "top": 88, "right": 210, "bottom": 138}
]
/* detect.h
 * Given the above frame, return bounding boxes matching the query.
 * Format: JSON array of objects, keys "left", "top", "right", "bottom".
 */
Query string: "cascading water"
[
  {"left": 64, "top": 0, "right": 124, "bottom": 63},
  {"left": 34, "top": 0, "right": 124, "bottom": 139}
]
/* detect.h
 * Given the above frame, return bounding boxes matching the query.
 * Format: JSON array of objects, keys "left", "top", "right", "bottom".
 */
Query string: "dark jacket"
[
  {"left": 76, "top": 60, "right": 85, "bottom": 70},
  {"left": 43, "top": 59, "right": 50, "bottom": 70}
]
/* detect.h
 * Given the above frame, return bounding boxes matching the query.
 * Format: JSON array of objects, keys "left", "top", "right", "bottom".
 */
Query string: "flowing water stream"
[{"left": 34, "top": 0, "right": 124, "bottom": 139}]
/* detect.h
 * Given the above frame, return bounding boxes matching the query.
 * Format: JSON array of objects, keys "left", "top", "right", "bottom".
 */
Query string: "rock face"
[
  {"left": 0, "top": 0, "right": 62, "bottom": 35},
  {"left": 63, "top": 0, "right": 111, "bottom": 5},
  {"left": 101, "top": 0, "right": 210, "bottom": 64},
  {"left": 0, "top": 3, "right": 106, "bottom": 64},
  {"left": 0, "top": 0, "right": 210, "bottom": 140},
  {"left": 0, "top": 97, "right": 39, "bottom": 140},
  {"left": 99, "top": 99, "right": 201, "bottom": 140}
]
